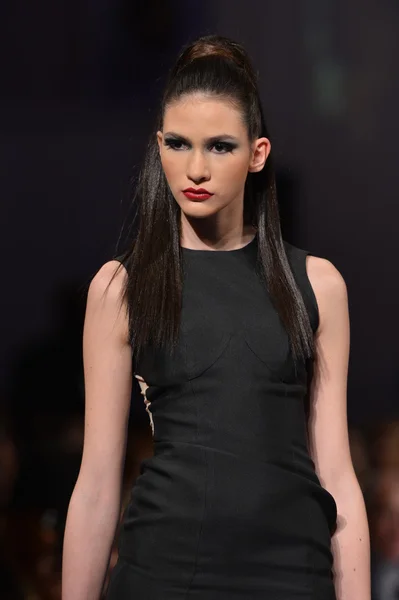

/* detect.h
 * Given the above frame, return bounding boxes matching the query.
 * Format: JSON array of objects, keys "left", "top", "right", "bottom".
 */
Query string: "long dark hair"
[{"left": 110, "top": 34, "right": 315, "bottom": 368}]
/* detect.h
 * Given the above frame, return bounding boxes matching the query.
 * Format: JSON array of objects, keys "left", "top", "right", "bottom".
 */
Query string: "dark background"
[
  {"left": 2, "top": 1, "right": 398, "bottom": 426},
  {"left": 0, "top": 1, "right": 398, "bottom": 597}
]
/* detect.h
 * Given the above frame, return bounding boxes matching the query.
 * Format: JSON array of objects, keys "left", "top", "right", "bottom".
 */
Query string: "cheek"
[
  {"left": 160, "top": 154, "right": 175, "bottom": 178},
  {"left": 215, "top": 156, "right": 249, "bottom": 187},
  {"left": 161, "top": 153, "right": 185, "bottom": 188}
]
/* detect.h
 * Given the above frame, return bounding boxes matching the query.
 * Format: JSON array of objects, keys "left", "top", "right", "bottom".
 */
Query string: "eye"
[
  {"left": 163, "top": 138, "right": 236, "bottom": 154},
  {"left": 210, "top": 142, "right": 236, "bottom": 154},
  {"left": 164, "top": 139, "right": 187, "bottom": 151}
]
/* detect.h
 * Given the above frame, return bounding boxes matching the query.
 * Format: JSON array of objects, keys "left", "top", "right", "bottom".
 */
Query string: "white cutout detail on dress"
[{"left": 134, "top": 374, "right": 154, "bottom": 435}]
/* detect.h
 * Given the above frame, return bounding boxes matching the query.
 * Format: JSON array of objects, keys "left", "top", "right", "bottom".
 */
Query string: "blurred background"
[{"left": 1, "top": 1, "right": 398, "bottom": 598}]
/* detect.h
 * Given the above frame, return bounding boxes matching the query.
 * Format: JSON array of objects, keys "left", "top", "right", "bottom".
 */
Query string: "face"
[{"left": 157, "top": 93, "right": 270, "bottom": 227}]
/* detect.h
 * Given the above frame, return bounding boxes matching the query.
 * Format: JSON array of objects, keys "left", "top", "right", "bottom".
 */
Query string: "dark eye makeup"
[{"left": 163, "top": 136, "right": 237, "bottom": 153}]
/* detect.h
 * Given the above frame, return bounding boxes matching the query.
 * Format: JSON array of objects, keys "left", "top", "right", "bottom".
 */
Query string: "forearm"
[
  {"left": 62, "top": 483, "right": 121, "bottom": 600},
  {"left": 330, "top": 475, "right": 371, "bottom": 600}
]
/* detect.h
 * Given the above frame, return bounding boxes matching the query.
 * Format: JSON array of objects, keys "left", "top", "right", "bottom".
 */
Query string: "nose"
[{"left": 186, "top": 149, "right": 210, "bottom": 184}]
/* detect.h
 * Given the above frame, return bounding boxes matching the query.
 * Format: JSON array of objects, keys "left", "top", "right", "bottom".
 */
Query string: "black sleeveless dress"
[{"left": 106, "top": 235, "right": 337, "bottom": 599}]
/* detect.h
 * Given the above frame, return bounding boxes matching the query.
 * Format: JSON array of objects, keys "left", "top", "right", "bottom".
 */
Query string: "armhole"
[
  {"left": 113, "top": 253, "right": 128, "bottom": 270},
  {"left": 110, "top": 255, "right": 133, "bottom": 355},
  {"left": 284, "top": 241, "right": 320, "bottom": 334},
  {"left": 302, "top": 252, "right": 320, "bottom": 334}
]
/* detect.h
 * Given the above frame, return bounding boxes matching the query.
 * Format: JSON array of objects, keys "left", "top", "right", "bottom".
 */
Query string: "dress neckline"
[{"left": 180, "top": 232, "right": 257, "bottom": 254}]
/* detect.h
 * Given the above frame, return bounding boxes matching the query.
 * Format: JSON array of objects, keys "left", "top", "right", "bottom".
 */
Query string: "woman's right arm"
[{"left": 62, "top": 260, "right": 132, "bottom": 600}]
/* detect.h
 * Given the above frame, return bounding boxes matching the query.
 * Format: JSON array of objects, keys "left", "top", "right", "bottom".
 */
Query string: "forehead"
[{"left": 163, "top": 94, "right": 246, "bottom": 137}]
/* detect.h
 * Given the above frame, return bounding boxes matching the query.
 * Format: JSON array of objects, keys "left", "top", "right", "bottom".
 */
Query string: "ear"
[
  {"left": 248, "top": 137, "right": 271, "bottom": 173},
  {"left": 156, "top": 130, "right": 163, "bottom": 153}
]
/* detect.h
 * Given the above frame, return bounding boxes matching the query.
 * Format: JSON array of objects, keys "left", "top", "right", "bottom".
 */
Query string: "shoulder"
[
  {"left": 283, "top": 241, "right": 348, "bottom": 331},
  {"left": 305, "top": 255, "right": 348, "bottom": 333},
  {"left": 284, "top": 240, "right": 346, "bottom": 295},
  {"left": 86, "top": 260, "right": 129, "bottom": 342},
  {"left": 88, "top": 259, "right": 128, "bottom": 304},
  {"left": 306, "top": 255, "right": 347, "bottom": 304}
]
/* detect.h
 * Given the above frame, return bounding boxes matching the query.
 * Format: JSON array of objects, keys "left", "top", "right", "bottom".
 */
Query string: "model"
[{"left": 62, "top": 34, "right": 371, "bottom": 599}]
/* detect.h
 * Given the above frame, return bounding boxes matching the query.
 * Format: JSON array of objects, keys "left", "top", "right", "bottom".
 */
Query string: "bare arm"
[
  {"left": 306, "top": 256, "right": 371, "bottom": 600},
  {"left": 62, "top": 260, "right": 132, "bottom": 600}
]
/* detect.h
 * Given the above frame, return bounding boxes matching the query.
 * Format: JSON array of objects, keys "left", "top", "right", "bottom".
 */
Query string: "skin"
[
  {"left": 62, "top": 92, "right": 370, "bottom": 599},
  {"left": 306, "top": 256, "right": 371, "bottom": 598},
  {"left": 157, "top": 93, "right": 270, "bottom": 250},
  {"left": 62, "top": 263, "right": 132, "bottom": 600}
]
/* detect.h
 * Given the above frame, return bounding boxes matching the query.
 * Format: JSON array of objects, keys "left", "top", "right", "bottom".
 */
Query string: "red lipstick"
[{"left": 182, "top": 187, "right": 214, "bottom": 201}]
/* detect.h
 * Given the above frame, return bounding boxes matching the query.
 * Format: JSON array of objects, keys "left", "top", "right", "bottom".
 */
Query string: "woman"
[{"left": 62, "top": 34, "right": 370, "bottom": 599}]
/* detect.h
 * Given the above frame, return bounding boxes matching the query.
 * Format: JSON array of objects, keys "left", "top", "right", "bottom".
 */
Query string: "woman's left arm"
[{"left": 306, "top": 255, "right": 371, "bottom": 600}]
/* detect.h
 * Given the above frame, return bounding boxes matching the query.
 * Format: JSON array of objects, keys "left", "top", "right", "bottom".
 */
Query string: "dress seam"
[{"left": 184, "top": 379, "right": 209, "bottom": 598}]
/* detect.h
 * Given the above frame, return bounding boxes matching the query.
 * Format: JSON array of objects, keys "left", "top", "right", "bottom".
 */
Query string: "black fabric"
[{"left": 107, "top": 234, "right": 337, "bottom": 599}]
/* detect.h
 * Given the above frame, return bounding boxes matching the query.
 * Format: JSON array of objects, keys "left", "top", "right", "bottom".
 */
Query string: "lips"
[
  {"left": 182, "top": 188, "right": 214, "bottom": 201},
  {"left": 183, "top": 188, "right": 212, "bottom": 194}
]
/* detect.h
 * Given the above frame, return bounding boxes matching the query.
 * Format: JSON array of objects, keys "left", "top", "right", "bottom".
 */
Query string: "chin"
[
  {"left": 182, "top": 208, "right": 217, "bottom": 221},
  {"left": 176, "top": 198, "right": 216, "bottom": 217}
]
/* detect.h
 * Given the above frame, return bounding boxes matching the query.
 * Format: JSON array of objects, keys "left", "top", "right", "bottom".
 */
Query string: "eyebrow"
[{"left": 163, "top": 132, "right": 239, "bottom": 144}]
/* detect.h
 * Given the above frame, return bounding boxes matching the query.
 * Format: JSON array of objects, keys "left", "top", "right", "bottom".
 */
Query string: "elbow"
[
  {"left": 72, "top": 468, "right": 123, "bottom": 508},
  {"left": 323, "top": 464, "right": 361, "bottom": 502},
  {"left": 326, "top": 468, "right": 365, "bottom": 514}
]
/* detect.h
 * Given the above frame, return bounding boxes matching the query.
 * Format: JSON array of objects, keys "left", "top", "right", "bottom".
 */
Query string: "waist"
[
  {"left": 132, "top": 441, "right": 336, "bottom": 524},
  {"left": 119, "top": 441, "right": 337, "bottom": 574}
]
